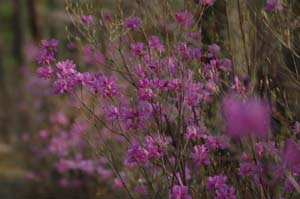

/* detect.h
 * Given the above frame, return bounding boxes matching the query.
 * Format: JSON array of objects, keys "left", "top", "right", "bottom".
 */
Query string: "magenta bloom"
[
  {"left": 215, "top": 186, "right": 236, "bottom": 199},
  {"left": 185, "top": 125, "right": 205, "bottom": 140},
  {"left": 175, "top": 11, "right": 193, "bottom": 26},
  {"left": 80, "top": 15, "right": 95, "bottom": 25},
  {"left": 206, "top": 175, "right": 228, "bottom": 189},
  {"left": 131, "top": 42, "right": 145, "bottom": 56},
  {"left": 102, "top": 10, "right": 110, "bottom": 24},
  {"left": 283, "top": 139, "right": 300, "bottom": 169},
  {"left": 192, "top": 145, "right": 210, "bottom": 166},
  {"left": 56, "top": 59, "right": 77, "bottom": 78},
  {"left": 127, "top": 142, "right": 148, "bottom": 165},
  {"left": 265, "top": 0, "right": 282, "bottom": 11},
  {"left": 239, "top": 162, "right": 260, "bottom": 176},
  {"left": 37, "top": 66, "right": 53, "bottom": 79},
  {"left": 221, "top": 95, "right": 271, "bottom": 138},
  {"left": 208, "top": 44, "right": 220, "bottom": 58},
  {"left": 144, "top": 134, "right": 171, "bottom": 159},
  {"left": 41, "top": 39, "right": 58, "bottom": 52},
  {"left": 124, "top": 17, "right": 142, "bottom": 29},
  {"left": 199, "top": 0, "right": 215, "bottom": 6},
  {"left": 37, "top": 39, "right": 58, "bottom": 64},
  {"left": 148, "top": 36, "right": 165, "bottom": 52},
  {"left": 186, "top": 32, "right": 202, "bottom": 41},
  {"left": 171, "top": 185, "right": 192, "bottom": 199}
]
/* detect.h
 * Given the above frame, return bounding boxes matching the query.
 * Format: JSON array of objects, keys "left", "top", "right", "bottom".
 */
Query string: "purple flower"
[
  {"left": 56, "top": 59, "right": 77, "bottom": 78},
  {"left": 220, "top": 58, "right": 232, "bottom": 72},
  {"left": 265, "top": 0, "right": 282, "bottom": 11},
  {"left": 145, "top": 134, "right": 171, "bottom": 159},
  {"left": 175, "top": 11, "right": 193, "bottom": 26},
  {"left": 255, "top": 142, "right": 264, "bottom": 156},
  {"left": 138, "top": 88, "right": 155, "bottom": 101},
  {"left": 39, "top": 129, "right": 49, "bottom": 139},
  {"left": 208, "top": 44, "right": 220, "bottom": 58},
  {"left": 171, "top": 185, "right": 192, "bottom": 199},
  {"left": 215, "top": 186, "right": 236, "bottom": 199},
  {"left": 41, "top": 39, "right": 58, "bottom": 52},
  {"left": 131, "top": 42, "right": 145, "bottom": 56},
  {"left": 231, "top": 76, "right": 246, "bottom": 94},
  {"left": 127, "top": 142, "right": 148, "bottom": 165},
  {"left": 37, "top": 39, "right": 58, "bottom": 64},
  {"left": 177, "top": 42, "right": 201, "bottom": 60},
  {"left": 148, "top": 36, "right": 165, "bottom": 52},
  {"left": 239, "top": 162, "right": 260, "bottom": 176},
  {"left": 87, "top": 75, "right": 118, "bottom": 98},
  {"left": 206, "top": 175, "right": 228, "bottom": 190},
  {"left": 94, "top": 51, "right": 105, "bottom": 65},
  {"left": 53, "top": 78, "right": 75, "bottom": 94},
  {"left": 206, "top": 135, "right": 227, "bottom": 150},
  {"left": 80, "top": 15, "right": 95, "bottom": 25},
  {"left": 192, "top": 145, "right": 210, "bottom": 166},
  {"left": 186, "top": 32, "right": 202, "bottom": 41},
  {"left": 199, "top": 0, "right": 215, "bottom": 6},
  {"left": 124, "top": 17, "right": 142, "bottom": 29},
  {"left": 113, "top": 177, "right": 124, "bottom": 188},
  {"left": 283, "top": 139, "right": 300, "bottom": 169},
  {"left": 185, "top": 125, "right": 205, "bottom": 140},
  {"left": 102, "top": 10, "right": 110, "bottom": 24},
  {"left": 37, "top": 66, "right": 53, "bottom": 79},
  {"left": 221, "top": 95, "right": 271, "bottom": 138}
]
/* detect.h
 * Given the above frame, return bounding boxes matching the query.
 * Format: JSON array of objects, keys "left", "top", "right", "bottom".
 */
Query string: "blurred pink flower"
[{"left": 221, "top": 95, "right": 271, "bottom": 138}]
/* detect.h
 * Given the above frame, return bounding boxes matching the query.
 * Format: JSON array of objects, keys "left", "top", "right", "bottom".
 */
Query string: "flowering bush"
[{"left": 28, "top": 0, "right": 300, "bottom": 198}]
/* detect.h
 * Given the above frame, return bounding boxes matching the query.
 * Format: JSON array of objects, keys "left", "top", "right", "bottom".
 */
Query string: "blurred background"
[{"left": 0, "top": 1, "right": 100, "bottom": 198}]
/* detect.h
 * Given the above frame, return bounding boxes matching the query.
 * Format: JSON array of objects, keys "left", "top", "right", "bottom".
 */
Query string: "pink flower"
[
  {"left": 206, "top": 135, "right": 227, "bottom": 150},
  {"left": 94, "top": 51, "right": 105, "bottom": 65},
  {"left": 148, "top": 36, "right": 165, "bottom": 52},
  {"left": 208, "top": 44, "right": 220, "bottom": 58},
  {"left": 138, "top": 88, "right": 155, "bottom": 101},
  {"left": 256, "top": 142, "right": 264, "bottom": 156},
  {"left": 231, "top": 76, "right": 246, "bottom": 94},
  {"left": 80, "top": 15, "right": 95, "bottom": 25},
  {"left": 37, "top": 66, "right": 53, "bottom": 79},
  {"left": 145, "top": 134, "right": 171, "bottom": 159},
  {"left": 206, "top": 175, "right": 228, "bottom": 190},
  {"left": 113, "top": 177, "right": 124, "bottom": 189},
  {"left": 283, "top": 139, "right": 300, "bottom": 169},
  {"left": 185, "top": 125, "right": 205, "bottom": 140},
  {"left": 131, "top": 42, "right": 144, "bottom": 56},
  {"left": 37, "top": 39, "right": 58, "bottom": 64},
  {"left": 39, "top": 129, "right": 49, "bottom": 139},
  {"left": 199, "top": 0, "right": 215, "bottom": 6},
  {"left": 124, "top": 17, "right": 142, "bottom": 29},
  {"left": 192, "top": 145, "right": 210, "bottom": 166},
  {"left": 175, "top": 11, "right": 193, "bottom": 26},
  {"left": 186, "top": 32, "right": 202, "bottom": 41},
  {"left": 102, "top": 10, "right": 110, "bottom": 24},
  {"left": 265, "top": 0, "right": 282, "bottom": 11},
  {"left": 239, "top": 162, "right": 261, "bottom": 176},
  {"left": 56, "top": 59, "right": 77, "bottom": 78},
  {"left": 171, "top": 185, "right": 192, "bottom": 199},
  {"left": 221, "top": 95, "right": 271, "bottom": 138},
  {"left": 127, "top": 142, "right": 148, "bottom": 165}
]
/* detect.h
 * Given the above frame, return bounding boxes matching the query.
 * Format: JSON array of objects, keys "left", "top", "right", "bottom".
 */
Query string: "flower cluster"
[{"left": 32, "top": 3, "right": 300, "bottom": 199}]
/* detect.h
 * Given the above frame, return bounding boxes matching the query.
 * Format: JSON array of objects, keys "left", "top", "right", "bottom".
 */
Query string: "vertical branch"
[
  {"left": 13, "top": 0, "right": 24, "bottom": 65},
  {"left": 237, "top": 0, "right": 250, "bottom": 76},
  {"left": 28, "top": 0, "right": 40, "bottom": 42},
  {"left": 226, "top": 0, "right": 250, "bottom": 77}
]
